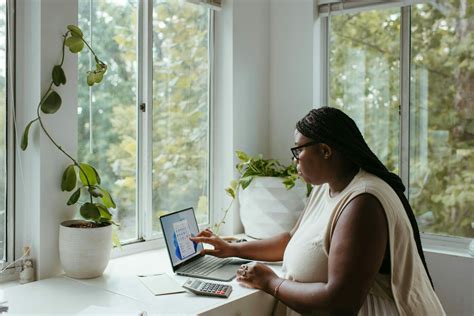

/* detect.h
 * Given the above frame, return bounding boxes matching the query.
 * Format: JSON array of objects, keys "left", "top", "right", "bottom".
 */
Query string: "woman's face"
[{"left": 293, "top": 130, "right": 328, "bottom": 185}]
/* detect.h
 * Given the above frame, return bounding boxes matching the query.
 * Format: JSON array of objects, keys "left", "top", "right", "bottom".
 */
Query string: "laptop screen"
[{"left": 160, "top": 207, "right": 204, "bottom": 267}]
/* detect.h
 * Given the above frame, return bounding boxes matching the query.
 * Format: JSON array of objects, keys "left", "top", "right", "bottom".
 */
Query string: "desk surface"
[{"left": 1, "top": 248, "right": 282, "bottom": 315}]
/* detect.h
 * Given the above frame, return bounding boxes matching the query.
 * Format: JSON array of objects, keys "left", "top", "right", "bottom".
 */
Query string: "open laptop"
[{"left": 160, "top": 207, "right": 249, "bottom": 281}]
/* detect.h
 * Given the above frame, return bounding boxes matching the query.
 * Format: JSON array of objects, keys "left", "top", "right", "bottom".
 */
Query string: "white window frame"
[
  {"left": 318, "top": 0, "right": 473, "bottom": 257},
  {"left": 0, "top": 0, "right": 17, "bottom": 282},
  {"left": 109, "top": 0, "right": 214, "bottom": 257}
]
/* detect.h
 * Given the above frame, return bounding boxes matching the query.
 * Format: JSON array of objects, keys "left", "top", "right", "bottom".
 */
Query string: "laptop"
[{"left": 160, "top": 207, "right": 249, "bottom": 281}]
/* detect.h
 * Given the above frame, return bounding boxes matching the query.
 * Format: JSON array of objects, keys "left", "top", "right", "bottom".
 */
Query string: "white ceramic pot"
[
  {"left": 59, "top": 220, "right": 112, "bottom": 279},
  {"left": 239, "top": 177, "right": 307, "bottom": 239}
]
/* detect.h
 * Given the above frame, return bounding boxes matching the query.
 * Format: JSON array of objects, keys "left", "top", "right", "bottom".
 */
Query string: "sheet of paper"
[
  {"left": 138, "top": 273, "right": 185, "bottom": 296},
  {"left": 78, "top": 305, "right": 146, "bottom": 315}
]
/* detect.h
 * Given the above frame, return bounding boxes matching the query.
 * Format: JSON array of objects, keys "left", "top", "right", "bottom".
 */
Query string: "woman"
[{"left": 190, "top": 107, "right": 445, "bottom": 315}]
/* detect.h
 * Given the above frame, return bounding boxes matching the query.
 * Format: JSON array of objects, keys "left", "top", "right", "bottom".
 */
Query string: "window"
[
  {"left": 0, "top": 0, "right": 8, "bottom": 261},
  {"left": 151, "top": 0, "right": 210, "bottom": 233},
  {"left": 409, "top": 2, "right": 473, "bottom": 238},
  {"left": 78, "top": 0, "right": 211, "bottom": 243},
  {"left": 324, "top": 1, "right": 473, "bottom": 240},
  {"left": 329, "top": 8, "right": 401, "bottom": 173}
]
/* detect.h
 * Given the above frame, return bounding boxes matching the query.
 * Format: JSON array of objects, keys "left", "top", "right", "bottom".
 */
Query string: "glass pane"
[
  {"left": 0, "top": 0, "right": 6, "bottom": 259},
  {"left": 78, "top": 0, "right": 138, "bottom": 241},
  {"left": 329, "top": 9, "right": 401, "bottom": 173},
  {"left": 152, "top": 0, "right": 210, "bottom": 233},
  {"left": 409, "top": 2, "right": 474, "bottom": 238}
]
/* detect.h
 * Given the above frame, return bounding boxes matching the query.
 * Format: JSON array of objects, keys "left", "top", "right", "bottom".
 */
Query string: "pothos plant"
[
  {"left": 213, "top": 150, "right": 312, "bottom": 234},
  {"left": 21, "top": 25, "right": 117, "bottom": 229}
]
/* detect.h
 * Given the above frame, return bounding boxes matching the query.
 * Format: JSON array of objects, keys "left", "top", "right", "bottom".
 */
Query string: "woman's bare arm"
[
  {"left": 265, "top": 193, "right": 388, "bottom": 315},
  {"left": 190, "top": 230, "right": 291, "bottom": 262},
  {"left": 233, "top": 232, "right": 291, "bottom": 261}
]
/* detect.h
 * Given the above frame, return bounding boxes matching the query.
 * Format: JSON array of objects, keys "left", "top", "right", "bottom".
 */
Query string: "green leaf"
[
  {"left": 306, "top": 183, "right": 313, "bottom": 197},
  {"left": 282, "top": 177, "right": 295, "bottom": 190},
  {"left": 96, "top": 203, "right": 112, "bottom": 221},
  {"left": 67, "top": 188, "right": 81, "bottom": 205},
  {"left": 225, "top": 187, "right": 235, "bottom": 199},
  {"left": 40, "top": 91, "right": 62, "bottom": 114},
  {"left": 112, "top": 229, "right": 121, "bottom": 248},
  {"left": 87, "top": 72, "right": 95, "bottom": 86},
  {"left": 80, "top": 202, "right": 100, "bottom": 220},
  {"left": 78, "top": 163, "right": 98, "bottom": 186},
  {"left": 240, "top": 176, "right": 254, "bottom": 190},
  {"left": 61, "top": 165, "right": 77, "bottom": 191},
  {"left": 98, "top": 185, "right": 116, "bottom": 209},
  {"left": 65, "top": 35, "right": 84, "bottom": 53},
  {"left": 67, "top": 25, "right": 83, "bottom": 38},
  {"left": 21, "top": 119, "right": 36, "bottom": 151},
  {"left": 94, "top": 71, "right": 104, "bottom": 84},
  {"left": 236, "top": 150, "right": 250, "bottom": 162},
  {"left": 52, "top": 65, "right": 66, "bottom": 86}
]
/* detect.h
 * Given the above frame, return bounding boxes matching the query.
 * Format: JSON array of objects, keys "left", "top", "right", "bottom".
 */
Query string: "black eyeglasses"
[{"left": 290, "top": 141, "right": 319, "bottom": 160}]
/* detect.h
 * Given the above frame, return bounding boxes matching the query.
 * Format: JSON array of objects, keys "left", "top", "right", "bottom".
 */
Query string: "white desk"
[{"left": 0, "top": 248, "right": 282, "bottom": 315}]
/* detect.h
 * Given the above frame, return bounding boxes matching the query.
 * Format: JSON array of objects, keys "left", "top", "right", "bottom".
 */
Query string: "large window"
[
  {"left": 326, "top": 0, "right": 473, "bottom": 239},
  {"left": 329, "top": 8, "right": 401, "bottom": 173},
  {"left": 409, "top": 2, "right": 473, "bottom": 238},
  {"left": 151, "top": 0, "right": 210, "bottom": 232},
  {"left": 0, "top": 0, "right": 7, "bottom": 261},
  {"left": 78, "top": 0, "right": 211, "bottom": 243}
]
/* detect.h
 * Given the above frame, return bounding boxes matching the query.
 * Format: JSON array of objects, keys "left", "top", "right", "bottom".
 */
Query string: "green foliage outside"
[
  {"left": 77, "top": 0, "right": 210, "bottom": 241},
  {"left": 329, "top": 1, "right": 473, "bottom": 238}
]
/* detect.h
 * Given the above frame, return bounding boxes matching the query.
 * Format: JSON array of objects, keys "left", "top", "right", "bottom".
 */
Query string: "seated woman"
[{"left": 190, "top": 107, "right": 445, "bottom": 316}]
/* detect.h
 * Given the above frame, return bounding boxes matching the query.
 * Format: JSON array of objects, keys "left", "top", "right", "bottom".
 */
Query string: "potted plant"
[
  {"left": 21, "top": 25, "right": 118, "bottom": 279},
  {"left": 214, "top": 151, "right": 312, "bottom": 239}
]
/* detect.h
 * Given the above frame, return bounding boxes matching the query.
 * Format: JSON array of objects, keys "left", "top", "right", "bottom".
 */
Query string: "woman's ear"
[{"left": 320, "top": 144, "right": 332, "bottom": 159}]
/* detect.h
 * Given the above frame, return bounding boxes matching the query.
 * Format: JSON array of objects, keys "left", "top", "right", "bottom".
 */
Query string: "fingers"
[
  {"left": 196, "top": 229, "right": 213, "bottom": 238},
  {"left": 200, "top": 248, "right": 219, "bottom": 256},
  {"left": 189, "top": 236, "right": 214, "bottom": 244}
]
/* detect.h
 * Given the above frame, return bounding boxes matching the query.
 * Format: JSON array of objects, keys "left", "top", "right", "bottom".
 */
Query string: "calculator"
[{"left": 182, "top": 278, "right": 232, "bottom": 298}]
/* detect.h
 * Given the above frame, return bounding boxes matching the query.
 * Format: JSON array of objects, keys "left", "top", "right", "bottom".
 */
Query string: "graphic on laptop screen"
[{"left": 161, "top": 208, "right": 203, "bottom": 266}]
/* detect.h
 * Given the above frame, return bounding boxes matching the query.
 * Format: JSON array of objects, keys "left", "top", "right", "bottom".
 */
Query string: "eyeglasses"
[{"left": 290, "top": 141, "right": 319, "bottom": 160}]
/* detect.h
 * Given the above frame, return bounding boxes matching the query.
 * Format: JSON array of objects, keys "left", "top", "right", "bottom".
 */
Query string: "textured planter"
[
  {"left": 239, "top": 177, "right": 307, "bottom": 239},
  {"left": 59, "top": 220, "right": 112, "bottom": 279}
]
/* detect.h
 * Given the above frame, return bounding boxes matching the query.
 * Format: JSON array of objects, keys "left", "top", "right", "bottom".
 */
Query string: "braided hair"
[{"left": 296, "top": 106, "right": 433, "bottom": 288}]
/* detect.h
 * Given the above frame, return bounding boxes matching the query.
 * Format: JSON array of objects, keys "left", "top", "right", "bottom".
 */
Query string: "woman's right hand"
[{"left": 189, "top": 228, "right": 237, "bottom": 258}]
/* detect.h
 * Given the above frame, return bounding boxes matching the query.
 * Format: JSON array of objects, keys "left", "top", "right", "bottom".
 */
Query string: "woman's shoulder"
[{"left": 353, "top": 169, "right": 396, "bottom": 194}]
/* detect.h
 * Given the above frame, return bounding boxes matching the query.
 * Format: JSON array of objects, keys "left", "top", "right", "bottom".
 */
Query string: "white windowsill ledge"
[{"left": 422, "top": 234, "right": 473, "bottom": 259}]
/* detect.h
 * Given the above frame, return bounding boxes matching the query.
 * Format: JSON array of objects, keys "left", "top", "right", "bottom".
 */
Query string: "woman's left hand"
[{"left": 236, "top": 262, "right": 278, "bottom": 292}]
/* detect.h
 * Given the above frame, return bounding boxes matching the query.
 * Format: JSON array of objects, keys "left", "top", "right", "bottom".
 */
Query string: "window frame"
[
  {"left": 104, "top": 0, "right": 214, "bottom": 256},
  {"left": 319, "top": 1, "right": 473, "bottom": 256},
  {"left": 0, "top": 0, "right": 16, "bottom": 281}
]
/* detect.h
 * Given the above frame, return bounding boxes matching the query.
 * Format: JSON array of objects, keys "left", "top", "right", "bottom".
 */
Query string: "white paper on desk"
[
  {"left": 78, "top": 305, "right": 146, "bottom": 315},
  {"left": 138, "top": 273, "right": 185, "bottom": 296}
]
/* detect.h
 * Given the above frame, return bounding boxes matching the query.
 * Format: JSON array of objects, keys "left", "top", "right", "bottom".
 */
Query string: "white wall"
[
  {"left": 269, "top": 0, "right": 314, "bottom": 163},
  {"left": 212, "top": 0, "right": 271, "bottom": 235},
  {"left": 425, "top": 252, "right": 474, "bottom": 315},
  {"left": 15, "top": 0, "right": 78, "bottom": 280}
]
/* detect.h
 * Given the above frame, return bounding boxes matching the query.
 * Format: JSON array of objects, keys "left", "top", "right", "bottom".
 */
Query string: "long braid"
[{"left": 296, "top": 106, "right": 434, "bottom": 288}]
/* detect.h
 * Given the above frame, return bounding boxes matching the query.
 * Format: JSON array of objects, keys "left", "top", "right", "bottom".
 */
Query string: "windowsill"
[
  {"left": 0, "top": 245, "right": 281, "bottom": 314},
  {"left": 422, "top": 234, "right": 473, "bottom": 259}
]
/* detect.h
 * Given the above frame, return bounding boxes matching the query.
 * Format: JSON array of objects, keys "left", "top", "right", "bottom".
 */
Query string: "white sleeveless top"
[{"left": 276, "top": 169, "right": 445, "bottom": 316}]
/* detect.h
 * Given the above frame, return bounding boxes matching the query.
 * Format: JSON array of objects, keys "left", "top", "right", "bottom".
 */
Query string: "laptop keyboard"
[{"left": 179, "top": 256, "right": 232, "bottom": 276}]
